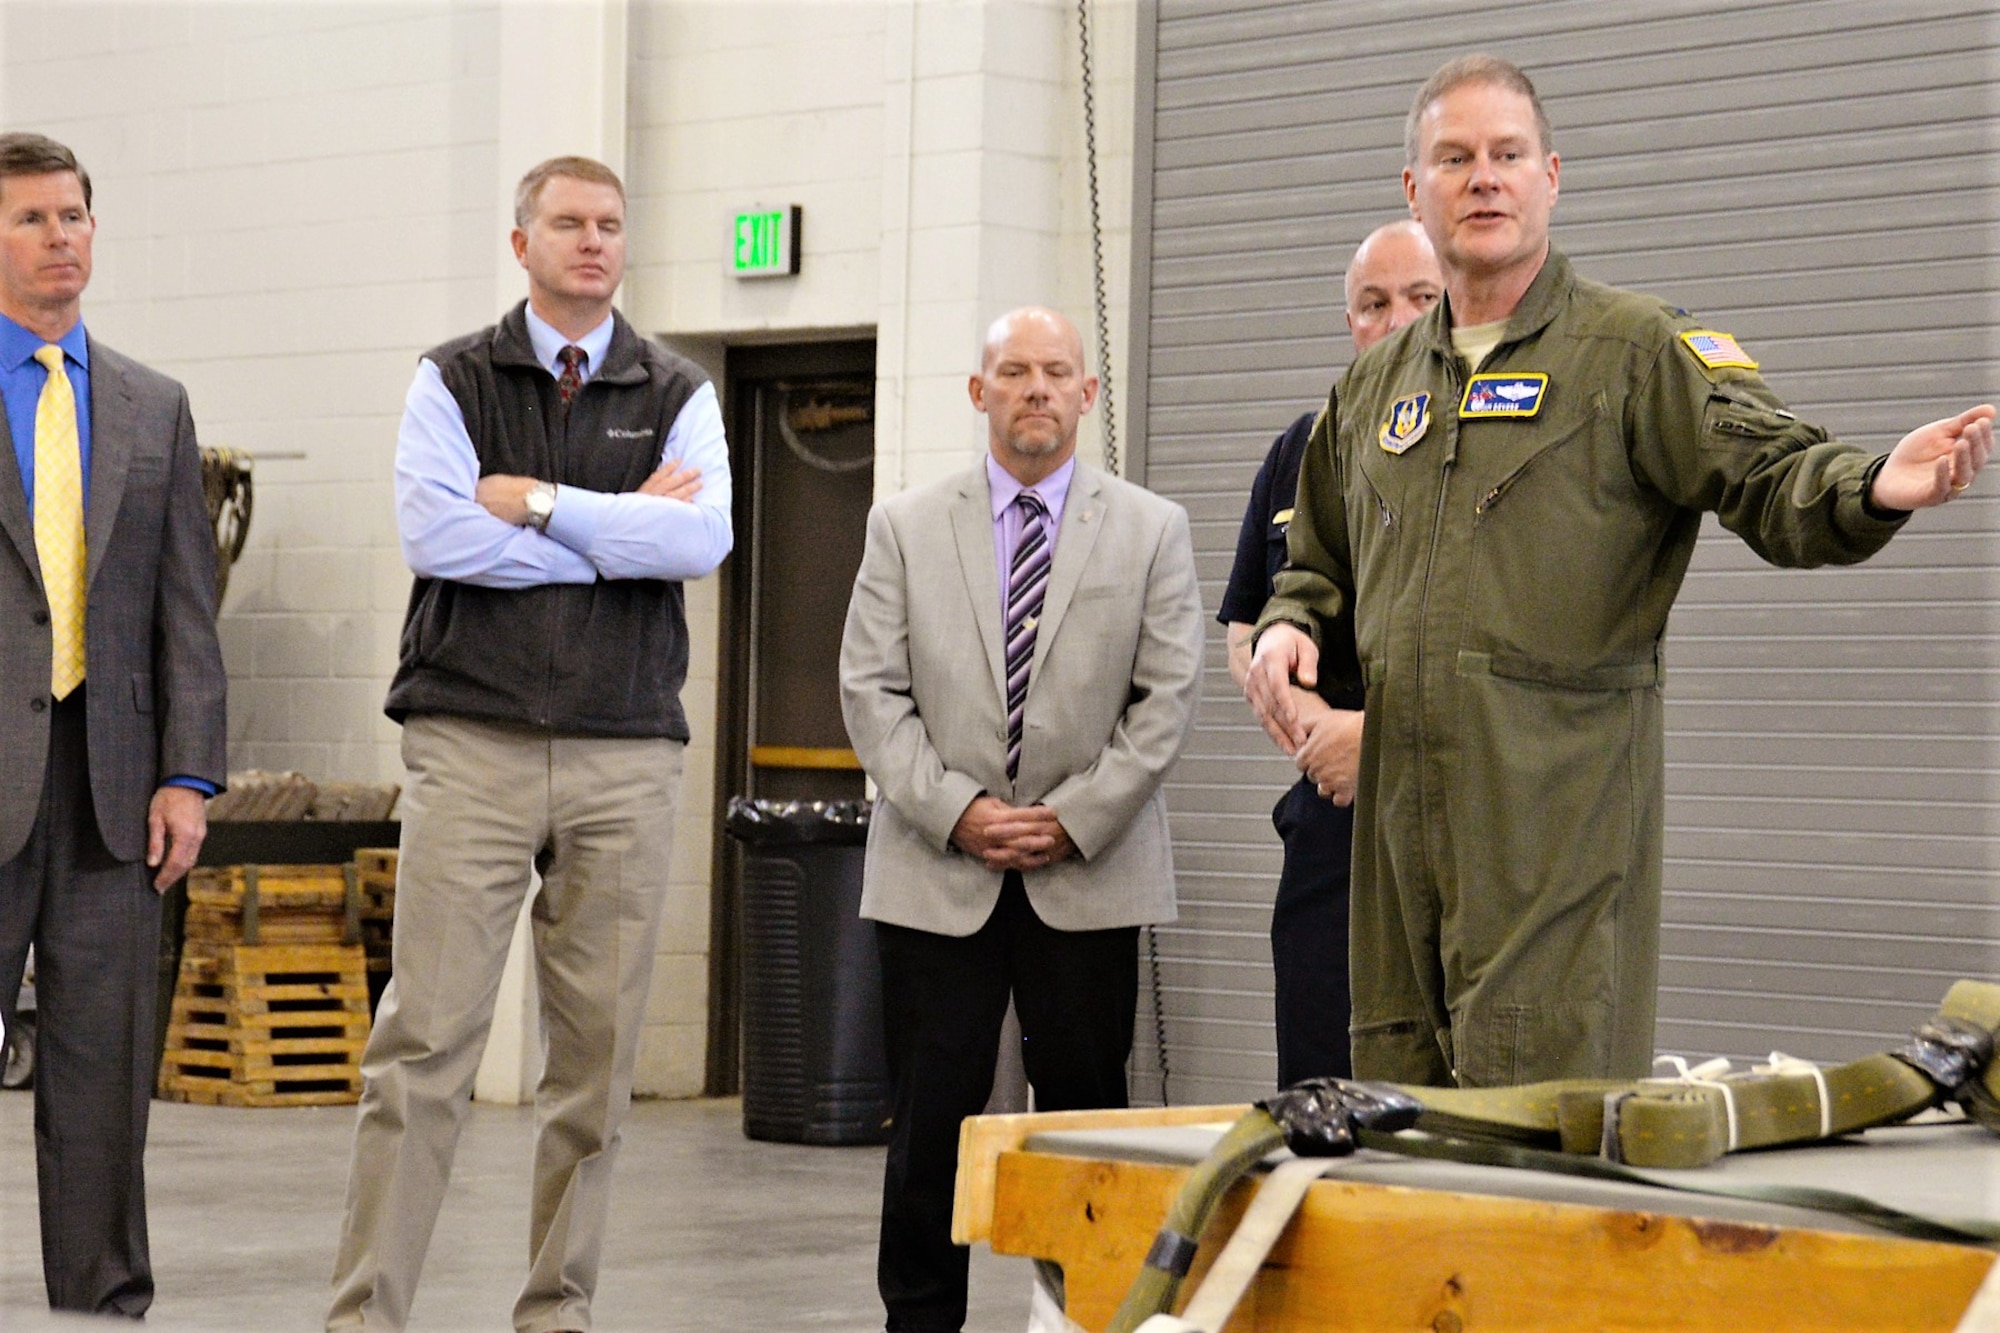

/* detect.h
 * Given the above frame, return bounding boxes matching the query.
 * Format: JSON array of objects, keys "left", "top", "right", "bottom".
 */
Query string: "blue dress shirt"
[
  {"left": 0, "top": 312, "right": 91, "bottom": 514},
  {"left": 0, "top": 313, "right": 213, "bottom": 796}
]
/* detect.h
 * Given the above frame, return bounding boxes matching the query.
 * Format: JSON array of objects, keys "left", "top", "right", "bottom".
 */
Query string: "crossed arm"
[{"left": 394, "top": 360, "right": 734, "bottom": 587}]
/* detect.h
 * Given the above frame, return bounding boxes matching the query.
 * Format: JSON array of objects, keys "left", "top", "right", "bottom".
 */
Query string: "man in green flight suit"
[{"left": 1245, "top": 54, "right": 1994, "bottom": 1090}]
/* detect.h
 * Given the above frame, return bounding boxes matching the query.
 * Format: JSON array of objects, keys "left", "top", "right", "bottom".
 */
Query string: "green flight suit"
[{"left": 1258, "top": 248, "right": 1907, "bottom": 1088}]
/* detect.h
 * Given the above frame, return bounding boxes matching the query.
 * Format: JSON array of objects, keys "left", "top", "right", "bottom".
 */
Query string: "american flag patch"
[{"left": 1680, "top": 330, "right": 1759, "bottom": 371}]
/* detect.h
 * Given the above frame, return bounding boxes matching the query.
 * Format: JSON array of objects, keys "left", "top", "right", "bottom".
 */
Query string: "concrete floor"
[{"left": 0, "top": 1090, "right": 1033, "bottom": 1331}]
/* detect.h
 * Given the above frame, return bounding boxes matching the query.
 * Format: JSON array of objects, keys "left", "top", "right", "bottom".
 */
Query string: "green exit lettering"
[
  {"left": 730, "top": 206, "right": 799, "bottom": 278},
  {"left": 735, "top": 211, "right": 781, "bottom": 272}
]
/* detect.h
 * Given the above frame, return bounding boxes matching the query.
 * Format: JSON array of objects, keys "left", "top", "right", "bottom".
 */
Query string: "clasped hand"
[
  {"left": 1245, "top": 622, "right": 1362, "bottom": 806},
  {"left": 950, "top": 795, "right": 1076, "bottom": 872}
]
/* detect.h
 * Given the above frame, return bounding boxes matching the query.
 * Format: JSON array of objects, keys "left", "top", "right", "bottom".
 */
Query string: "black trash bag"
[
  {"left": 723, "top": 796, "right": 871, "bottom": 846},
  {"left": 1256, "top": 1077, "right": 1424, "bottom": 1157}
]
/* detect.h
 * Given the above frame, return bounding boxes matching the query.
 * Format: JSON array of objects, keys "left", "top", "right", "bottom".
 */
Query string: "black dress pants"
[
  {"left": 0, "top": 689, "right": 160, "bottom": 1317},
  {"left": 1271, "top": 777, "right": 1354, "bottom": 1088},
  {"left": 875, "top": 872, "right": 1138, "bottom": 1333}
]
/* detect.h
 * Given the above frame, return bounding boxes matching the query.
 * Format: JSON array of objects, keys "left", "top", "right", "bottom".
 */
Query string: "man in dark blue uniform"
[{"left": 1221, "top": 220, "right": 1440, "bottom": 1086}]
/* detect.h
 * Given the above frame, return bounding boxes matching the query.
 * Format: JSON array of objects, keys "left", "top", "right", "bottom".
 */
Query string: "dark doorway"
[{"left": 707, "top": 338, "right": 876, "bottom": 1094}]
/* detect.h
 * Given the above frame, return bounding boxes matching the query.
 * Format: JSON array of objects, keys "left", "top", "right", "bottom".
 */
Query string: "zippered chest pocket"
[{"left": 1467, "top": 391, "right": 1612, "bottom": 520}]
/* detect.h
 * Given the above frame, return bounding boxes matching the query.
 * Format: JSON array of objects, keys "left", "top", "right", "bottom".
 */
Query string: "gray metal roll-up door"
[{"left": 1134, "top": 0, "right": 2000, "bottom": 1105}]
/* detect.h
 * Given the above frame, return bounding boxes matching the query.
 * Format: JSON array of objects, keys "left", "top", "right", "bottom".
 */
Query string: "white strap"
[
  {"left": 1753, "top": 1051, "right": 1832, "bottom": 1139},
  {"left": 1648, "top": 1054, "right": 1740, "bottom": 1152},
  {"left": 1173, "top": 1156, "right": 1340, "bottom": 1332},
  {"left": 1952, "top": 1255, "right": 2000, "bottom": 1332}
]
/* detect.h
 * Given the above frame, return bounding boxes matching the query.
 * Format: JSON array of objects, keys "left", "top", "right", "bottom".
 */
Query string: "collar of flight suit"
[{"left": 1415, "top": 245, "right": 1575, "bottom": 367}]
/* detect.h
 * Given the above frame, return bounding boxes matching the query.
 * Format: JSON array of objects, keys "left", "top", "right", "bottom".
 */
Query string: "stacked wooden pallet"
[
  {"left": 158, "top": 865, "right": 370, "bottom": 1108},
  {"left": 353, "top": 848, "right": 398, "bottom": 1010}
]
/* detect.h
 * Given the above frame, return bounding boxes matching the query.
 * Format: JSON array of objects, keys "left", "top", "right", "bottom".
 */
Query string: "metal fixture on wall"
[{"left": 199, "top": 446, "right": 254, "bottom": 605}]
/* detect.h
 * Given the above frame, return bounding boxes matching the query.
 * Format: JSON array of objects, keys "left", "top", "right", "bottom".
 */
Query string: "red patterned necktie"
[
  {"left": 556, "top": 345, "right": 586, "bottom": 407},
  {"left": 1004, "top": 492, "right": 1051, "bottom": 781}
]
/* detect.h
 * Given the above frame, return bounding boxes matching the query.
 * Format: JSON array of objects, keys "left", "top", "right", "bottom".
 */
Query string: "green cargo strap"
[
  {"left": 1172, "top": 1155, "right": 1345, "bottom": 1333},
  {"left": 1107, "top": 986, "right": 2000, "bottom": 1328},
  {"left": 1941, "top": 980, "right": 2000, "bottom": 1133},
  {"left": 1393, "top": 979, "right": 2000, "bottom": 1168},
  {"left": 1103, "top": 1110, "right": 1286, "bottom": 1333},
  {"left": 1355, "top": 1125, "right": 2000, "bottom": 1247}
]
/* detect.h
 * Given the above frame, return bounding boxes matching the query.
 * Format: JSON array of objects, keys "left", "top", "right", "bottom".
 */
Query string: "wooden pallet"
[
  {"left": 353, "top": 847, "right": 398, "bottom": 879},
  {"left": 185, "top": 863, "right": 361, "bottom": 946},
  {"left": 352, "top": 848, "right": 398, "bottom": 975},
  {"left": 158, "top": 942, "right": 369, "bottom": 1107}
]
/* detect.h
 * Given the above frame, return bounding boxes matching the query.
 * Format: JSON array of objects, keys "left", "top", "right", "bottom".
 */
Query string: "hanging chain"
[{"left": 1077, "top": 0, "right": 1117, "bottom": 476}]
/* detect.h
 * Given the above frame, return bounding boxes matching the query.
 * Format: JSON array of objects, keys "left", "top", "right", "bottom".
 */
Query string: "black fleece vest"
[{"left": 384, "top": 302, "right": 707, "bottom": 740}]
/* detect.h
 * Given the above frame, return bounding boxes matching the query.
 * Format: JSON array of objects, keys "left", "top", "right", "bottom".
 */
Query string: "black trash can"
[{"left": 725, "top": 796, "right": 890, "bottom": 1145}]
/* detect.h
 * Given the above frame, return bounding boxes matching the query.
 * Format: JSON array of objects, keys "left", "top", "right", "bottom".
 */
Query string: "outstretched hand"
[{"left": 1870, "top": 404, "right": 1995, "bottom": 511}]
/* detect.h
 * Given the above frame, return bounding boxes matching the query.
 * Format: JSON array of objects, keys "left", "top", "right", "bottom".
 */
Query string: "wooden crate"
[
  {"left": 157, "top": 941, "right": 369, "bottom": 1108},
  {"left": 185, "top": 864, "right": 360, "bottom": 947}
]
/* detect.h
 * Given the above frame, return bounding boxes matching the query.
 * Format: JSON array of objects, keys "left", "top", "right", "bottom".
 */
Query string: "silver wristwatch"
[{"left": 524, "top": 481, "right": 557, "bottom": 533}]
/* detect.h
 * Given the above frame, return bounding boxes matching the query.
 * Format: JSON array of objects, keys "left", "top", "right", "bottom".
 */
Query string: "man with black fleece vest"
[{"left": 327, "top": 156, "right": 732, "bottom": 1333}]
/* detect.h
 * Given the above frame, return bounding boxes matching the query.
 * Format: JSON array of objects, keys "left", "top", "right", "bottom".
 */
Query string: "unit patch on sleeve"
[
  {"left": 1459, "top": 373, "right": 1549, "bottom": 419},
  {"left": 1679, "top": 330, "right": 1759, "bottom": 371},
  {"left": 1379, "top": 392, "right": 1431, "bottom": 455}
]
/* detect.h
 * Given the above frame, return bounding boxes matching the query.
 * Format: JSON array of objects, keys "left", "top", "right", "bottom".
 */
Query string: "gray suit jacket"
[
  {"left": 0, "top": 337, "right": 227, "bottom": 865},
  {"left": 839, "top": 460, "right": 1204, "bottom": 935}
]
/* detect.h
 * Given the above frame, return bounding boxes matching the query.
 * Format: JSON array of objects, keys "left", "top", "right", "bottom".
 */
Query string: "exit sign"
[{"left": 731, "top": 205, "right": 801, "bottom": 278}]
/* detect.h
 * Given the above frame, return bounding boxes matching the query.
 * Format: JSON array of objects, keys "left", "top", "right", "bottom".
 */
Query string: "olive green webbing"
[
  {"left": 1102, "top": 1110, "right": 1286, "bottom": 1333},
  {"left": 1942, "top": 979, "right": 2000, "bottom": 1131},
  {"left": 1402, "top": 1053, "right": 1938, "bottom": 1168},
  {"left": 1105, "top": 982, "right": 2000, "bottom": 1327},
  {"left": 1353, "top": 1125, "right": 2000, "bottom": 1247},
  {"left": 1401, "top": 979, "right": 2000, "bottom": 1168}
]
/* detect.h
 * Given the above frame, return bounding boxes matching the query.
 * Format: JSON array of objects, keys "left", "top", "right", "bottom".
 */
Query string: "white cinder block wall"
[
  {"left": 0, "top": 0, "right": 1137, "bottom": 1099},
  {"left": 4, "top": 1, "right": 504, "bottom": 784}
]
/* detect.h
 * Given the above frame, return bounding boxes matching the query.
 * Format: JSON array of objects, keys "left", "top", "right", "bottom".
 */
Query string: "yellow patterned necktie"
[{"left": 33, "top": 344, "right": 85, "bottom": 699}]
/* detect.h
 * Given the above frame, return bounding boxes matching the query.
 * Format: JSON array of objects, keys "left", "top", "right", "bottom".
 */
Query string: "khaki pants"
[{"left": 327, "top": 715, "right": 683, "bottom": 1333}]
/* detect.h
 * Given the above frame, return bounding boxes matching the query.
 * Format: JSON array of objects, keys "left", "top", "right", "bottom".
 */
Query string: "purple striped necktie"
[{"left": 1004, "top": 491, "right": 1052, "bottom": 781}]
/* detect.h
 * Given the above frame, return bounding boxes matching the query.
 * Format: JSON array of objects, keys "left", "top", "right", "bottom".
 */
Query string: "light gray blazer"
[
  {"left": 839, "top": 459, "right": 1204, "bottom": 935},
  {"left": 0, "top": 338, "right": 226, "bottom": 865}
]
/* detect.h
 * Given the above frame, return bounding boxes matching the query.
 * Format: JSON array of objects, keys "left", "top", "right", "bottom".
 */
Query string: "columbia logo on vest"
[{"left": 606, "top": 427, "right": 656, "bottom": 439}]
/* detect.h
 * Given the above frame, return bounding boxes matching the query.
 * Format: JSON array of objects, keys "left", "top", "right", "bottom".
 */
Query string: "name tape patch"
[
  {"left": 1459, "top": 373, "right": 1549, "bottom": 419},
  {"left": 1680, "top": 330, "right": 1758, "bottom": 371}
]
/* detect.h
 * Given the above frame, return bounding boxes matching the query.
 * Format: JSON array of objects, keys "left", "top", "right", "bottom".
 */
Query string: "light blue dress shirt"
[{"left": 394, "top": 305, "right": 733, "bottom": 588}]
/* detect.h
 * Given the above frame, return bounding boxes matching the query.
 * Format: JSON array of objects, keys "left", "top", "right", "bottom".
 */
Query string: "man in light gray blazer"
[
  {"left": 0, "top": 133, "right": 226, "bottom": 1318},
  {"left": 840, "top": 306, "right": 1203, "bottom": 1333}
]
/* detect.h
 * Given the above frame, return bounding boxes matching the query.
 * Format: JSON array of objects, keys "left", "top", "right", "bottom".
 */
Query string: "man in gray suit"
[
  {"left": 841, "top": 305, "right": 1204, "bottom": 1333},
  {"left": 0, "top": 132, "right": 226, "bottom": 1317}
]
